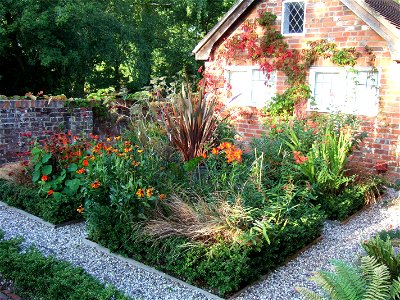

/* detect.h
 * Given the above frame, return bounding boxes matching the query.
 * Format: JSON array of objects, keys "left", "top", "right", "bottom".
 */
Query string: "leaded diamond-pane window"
[{"left": 282, "top": 1, "right": 305, "bottom": 34}]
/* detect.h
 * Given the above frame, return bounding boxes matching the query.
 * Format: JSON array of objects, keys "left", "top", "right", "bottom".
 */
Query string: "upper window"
[
  {"left": 282, "top": 1, "right": 306, "bottom": 35},
  {"left": 225, "top": 66, "right": 276, "bottom": 108},
  {"left": 308, "top": 67, "right": 380, "bottom": 117}
]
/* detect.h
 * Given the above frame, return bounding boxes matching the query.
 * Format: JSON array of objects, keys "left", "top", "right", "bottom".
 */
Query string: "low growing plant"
[{"left": 0, "top": 231, "right": 130, "bottom": 300}]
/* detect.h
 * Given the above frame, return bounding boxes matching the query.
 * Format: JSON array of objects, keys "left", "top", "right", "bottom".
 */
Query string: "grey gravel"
[{"left": 0, "top": 188, "right": 399, "bottom": 300}]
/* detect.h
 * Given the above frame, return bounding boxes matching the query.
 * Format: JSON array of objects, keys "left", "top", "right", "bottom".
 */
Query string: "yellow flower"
[
  {"left": 114, "top": 136, "right": 121, "bottom": 141},
  {"left": 146, "top": 188, "right": 153, "bottom": 197},
  {"left": 137, "top": 149, "right": 144, "bottom": 154},
  {"left": 136, "top": 188, "right": 145, "bottom": 198},
  {"left": 76, "top": 204, "right": 84, "bottom": 214}
]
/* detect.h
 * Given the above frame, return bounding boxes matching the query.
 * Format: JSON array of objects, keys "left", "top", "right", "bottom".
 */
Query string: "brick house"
[{"left": 193, "top": 0, "right": 400, "bottom": 180}]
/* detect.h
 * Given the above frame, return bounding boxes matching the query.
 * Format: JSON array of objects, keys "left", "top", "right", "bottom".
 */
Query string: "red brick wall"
[{"left": 206, "top": 0, "right": 400, "bottom": 181}]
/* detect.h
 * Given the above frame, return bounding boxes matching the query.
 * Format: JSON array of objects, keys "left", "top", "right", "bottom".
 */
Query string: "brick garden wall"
[
  {"left": 205, "top": 0, "right": 400, "bottom": 181},
  {"left": 0, "top": 100, "right": 93, "bottom": 164}
]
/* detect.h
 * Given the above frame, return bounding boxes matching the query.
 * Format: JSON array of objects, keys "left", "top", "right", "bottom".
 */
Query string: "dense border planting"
[{"left": 0, "top": 231, "right": 130, "bottom": 300}]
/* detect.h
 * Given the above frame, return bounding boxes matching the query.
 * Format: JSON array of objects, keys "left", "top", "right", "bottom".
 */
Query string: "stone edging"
[{"left": 82, "top": 238, "right": 224, "bottom": 300}]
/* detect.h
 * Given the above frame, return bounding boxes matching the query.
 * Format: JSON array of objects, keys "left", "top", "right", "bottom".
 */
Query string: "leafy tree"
[{"left": 0, "top": 0, "right": 235, "bottom": 96}]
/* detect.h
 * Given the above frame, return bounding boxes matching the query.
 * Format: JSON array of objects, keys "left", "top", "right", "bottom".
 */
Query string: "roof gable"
[{"left": 193, "top": 0, "right": 400, "bottom": 62}]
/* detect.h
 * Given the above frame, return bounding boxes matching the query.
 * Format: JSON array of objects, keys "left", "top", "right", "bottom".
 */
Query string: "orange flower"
[
  {"left": 76, "top": 204, "right": 84, "bottom": 214},
  {"left": 293, "top": 151, "right": 308, "bottom": 164},
  {"left": 212, "top": 148, "right": 219, "bottom": 155},
  {"left": 218, "top": 142, "right": 232, "bottom": 150},
  {"left": 201, "top": 152, "right": 207, "bottom": 159},
  {"left": 41, "top": 175, "right": 48, "bottom": 182},
  {"left": 159, "top": 194, "right": 166, "bottom": 200},
  {"left": 76, "top": 168, "right": 85, "bottom": 174},
  {"left": 91, "top": 180, "right": 101, "bottom": 189},
  {"left": 146, "top": 188, "right": 153, "bottom": 197},
  {"left": 124, "top": 147, "right": 132, "bottom": 153},
  {"left": 136, "top": 188, "right": 145, "bottom": 198},
  {"left": 132, "top": 161, "right": 140, "bottom": 167},
  {"left": 47, "top": 189, "right": 54, "bottom": 196},
  {"left": 82, "top": 160, "right": 89, "bottom": 167}
]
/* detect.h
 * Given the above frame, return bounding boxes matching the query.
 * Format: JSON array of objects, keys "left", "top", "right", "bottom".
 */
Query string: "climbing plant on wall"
[{"left": 208, "top": 11, "right": 375, "bottom": 118}]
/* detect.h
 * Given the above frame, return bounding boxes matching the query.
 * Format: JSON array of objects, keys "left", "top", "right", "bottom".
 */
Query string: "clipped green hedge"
[
  {"left": 86, "top": 201, "right": 325, "bottom": 297},
  {"left": 0, "top": 231, "right": 130, "bottom": 300},
  {"left": 0, "top": 179, "right": 82, "bottom": 224}
]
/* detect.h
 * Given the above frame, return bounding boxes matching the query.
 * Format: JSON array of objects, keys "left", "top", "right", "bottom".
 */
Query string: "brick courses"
[
  {"left": 204, "top": 0, "right": 400, "bottom": 181},
  {"left": 0, "top": 100, "right": 93, "bottom": 164}
]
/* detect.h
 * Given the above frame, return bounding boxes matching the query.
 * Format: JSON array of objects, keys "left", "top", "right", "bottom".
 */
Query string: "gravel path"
[{"left": 0, "top": 188, "right": 399, "bottom": 300}]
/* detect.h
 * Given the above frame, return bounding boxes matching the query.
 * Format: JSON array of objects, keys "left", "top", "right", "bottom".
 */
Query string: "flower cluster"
[
  {"left": 293, "top": 151, "right": 308, "bottom": 164},
  {"left": 136, "top": 187, "right": 153, "bottom": 198},
  {"left": 212, "top": 142, "right": 243, "bottom": 163}
]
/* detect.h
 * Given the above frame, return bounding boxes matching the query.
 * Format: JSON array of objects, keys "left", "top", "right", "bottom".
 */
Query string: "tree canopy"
[{"left": 0, "top": 0, "right": 235, "bottom": 96}]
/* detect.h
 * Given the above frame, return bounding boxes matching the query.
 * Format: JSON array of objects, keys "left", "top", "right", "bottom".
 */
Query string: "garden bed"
[
  {"left": 2, "top": 93, "right": 385, "bottom": 298},
  {"left": 0, "top": 179, "right": 84, "bottom": 226}
]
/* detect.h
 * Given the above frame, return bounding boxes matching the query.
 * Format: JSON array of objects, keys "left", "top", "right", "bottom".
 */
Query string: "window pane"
[
  {"left": 229, "top": 71, "right": 248, "bottom": 103},
  {"left": 312, "top": 72, "right": 341, "bottom": 112},
  {"left": 251, "top": 70, "right": 276, "bottom": 107},
  {"left": 346, "top": 71, "right": 379, "bottom": 115},
  {"left": 288, "top": 2, "right": 304, "bottom": 33},
  {"left": 283, "top": 1, "right": 305, "bottom": 34}
]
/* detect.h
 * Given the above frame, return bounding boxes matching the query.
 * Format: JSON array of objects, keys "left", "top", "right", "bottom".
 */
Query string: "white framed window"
[
  {"left": 225, "top": 66, "right": 277, "bottom": 108},
  {"left": 308, "top": 67, "right": 380, "bottom": 117},
  {"left": 282, "top": 0, "right": 306, "bottom": 35}
]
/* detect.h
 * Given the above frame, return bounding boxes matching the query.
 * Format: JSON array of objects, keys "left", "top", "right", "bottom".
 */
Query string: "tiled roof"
[{"left": 365, "top": 0, "right": 400, "bottom": 29}]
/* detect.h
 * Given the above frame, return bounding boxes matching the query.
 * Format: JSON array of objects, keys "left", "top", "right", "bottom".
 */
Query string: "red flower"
[
  {"left": 47, "top": 190, "right": 54, "bottom": 196},
  {"left": 82, "top": 160, "right": 89, "bottom": 167},
  {"left": 41, "top": 175, "right": 48, "bottom": 182},
  {"left": 91, "top": 180, "right": 101, "bottom": 189}
]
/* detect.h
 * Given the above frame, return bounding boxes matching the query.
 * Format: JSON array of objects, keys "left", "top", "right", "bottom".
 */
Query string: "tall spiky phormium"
[{"left": 163, "top": 79, "right": 218, "bottom": 161}]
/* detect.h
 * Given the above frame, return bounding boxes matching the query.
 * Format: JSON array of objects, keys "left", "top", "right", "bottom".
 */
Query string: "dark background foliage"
[{"left": 0, "top": 0, "right": 235, "bottom": 96}]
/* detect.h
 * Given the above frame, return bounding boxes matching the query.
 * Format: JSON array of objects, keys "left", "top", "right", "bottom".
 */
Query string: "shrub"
[
  {"left": 0, "top": 179, "right": 82, "bottom": 224},
  {"left": 83, "top": 137, "right": 169, "bottom": 232},
  {"left": 0, "top": 232, "right": 130, "bottom": 300}
]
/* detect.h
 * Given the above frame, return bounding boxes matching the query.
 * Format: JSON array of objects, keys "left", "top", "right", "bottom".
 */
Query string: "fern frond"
[
  {"left": 295, "top": 286, "right": 325, "bottom": 300},
  {"left": 361, "top": 256, "right": 391, "bottom": 300},
  {"left": 331, "top": 259, "right": 365, "bottom": 299},
  {"left": 390, "top": 277, "right": 400, "bottom": 299}
]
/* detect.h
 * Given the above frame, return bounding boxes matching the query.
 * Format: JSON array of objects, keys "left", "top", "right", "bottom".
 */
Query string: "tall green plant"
[
  {"left": 280, "top": 118, "right": 357, "bottom": 194},
  {"left": 163, "top": 79, "right": 218, "bottom": 161}
]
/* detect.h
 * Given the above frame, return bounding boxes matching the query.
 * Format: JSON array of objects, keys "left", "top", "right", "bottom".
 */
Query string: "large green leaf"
[
  {"left": 41, "top": 153, "right": 52, "bottom": 164},
  {"left": 42, "top": 165, "right": 52, "bottom": 176}
]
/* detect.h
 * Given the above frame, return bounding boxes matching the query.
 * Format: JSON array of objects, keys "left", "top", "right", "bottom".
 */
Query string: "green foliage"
[
  {"left": 0, "top": 179, "right": 81, "bottom": 224},
  {"left": 0, "top": 232, "right": 130, "bottom": 300},
  {"left": 297, "top": 256, "right": 400, "bottom": 300},
  {"left": 266, "top": 84, "right": 311, "bottom": 117},
  {"left": 278, "top": 115, "right": 361, "bottom": 194},
  {"left": 363, "top": 235, "right": 400, "bottom": 281},
  {"left": 83, "top": 137, "right": 169, "bottom": 226},
  {"left": 0, "top": 0, "right": 235, "bottom": 95}
]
